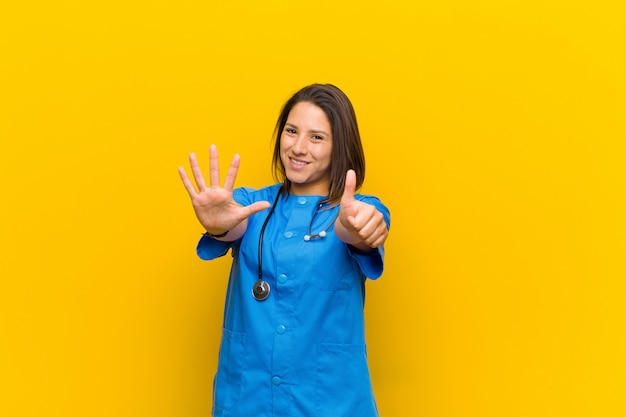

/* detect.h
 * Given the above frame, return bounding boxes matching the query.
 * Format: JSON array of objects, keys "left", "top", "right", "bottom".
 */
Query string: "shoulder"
[
  {"left": 233, "top": 184, "right": 282, "bottom": 205},
  {"left": 354, "top": 193, "right": 388, "bottom": 211},
  {"left": 355, "top": 193, "right": 385, "bottom": 206}
]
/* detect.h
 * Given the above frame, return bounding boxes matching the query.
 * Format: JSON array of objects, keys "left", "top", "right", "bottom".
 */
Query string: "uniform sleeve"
[
  {"left": 346, "top": 195, "right": 391, "bottom": 279},
  {"left": 195, "top": 187, "right": 253, "bottom": 260}
]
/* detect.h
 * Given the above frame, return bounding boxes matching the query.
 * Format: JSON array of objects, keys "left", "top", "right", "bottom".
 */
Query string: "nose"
[{"left": 292, "top": 135, "right": 308, "bottom": 155}]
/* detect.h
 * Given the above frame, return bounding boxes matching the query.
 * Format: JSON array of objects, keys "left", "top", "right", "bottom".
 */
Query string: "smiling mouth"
[{"left": 289, "top": 158, "right": 309, "bottom": 167}]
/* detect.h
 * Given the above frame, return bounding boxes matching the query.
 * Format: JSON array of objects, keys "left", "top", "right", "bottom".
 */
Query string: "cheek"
[
  {"left": 279, "top": 135, "right": 291, "bottom": 152},
  {"left": 321, "top": 146, "right": 333, "bottom": 164},
  {"left": 278, "top": 139, "right": 289, "bottom": 162}
]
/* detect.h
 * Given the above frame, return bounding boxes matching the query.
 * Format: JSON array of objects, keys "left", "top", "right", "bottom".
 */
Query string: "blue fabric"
[{"left": 197, "top": 184, "right": 390, "bottom": 417}]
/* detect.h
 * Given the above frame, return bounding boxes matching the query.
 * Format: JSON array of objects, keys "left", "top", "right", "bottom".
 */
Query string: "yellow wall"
[{"left": 1, "top": 1, "right": 625, "bottom": 416}]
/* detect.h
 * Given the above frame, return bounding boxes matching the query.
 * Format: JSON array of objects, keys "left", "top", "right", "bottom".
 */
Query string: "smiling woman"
[
  {"left": 279, "top": 102, "right": 333, "bottom": 196},
  {"left": 1, "top": 1, "right": 625, "bottom": 416},
  {"left": 178, "top": 84, "right": 391, "bottom": 417},
  {"left": 272, "top": 84, "right": 367, "bottom": 209}
]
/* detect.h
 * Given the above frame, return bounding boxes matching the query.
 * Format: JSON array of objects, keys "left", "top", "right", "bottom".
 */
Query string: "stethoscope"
[
  {"left": 252, "top": 185, "right": 339, "bottom": 301},
  {"left": 251, "top": 187, "right": 280, "bottom": 301}
]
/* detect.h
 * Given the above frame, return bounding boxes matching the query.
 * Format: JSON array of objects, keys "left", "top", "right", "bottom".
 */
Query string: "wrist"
[{"left": 205, "top": 229, "right": 229, "bottom": 239}]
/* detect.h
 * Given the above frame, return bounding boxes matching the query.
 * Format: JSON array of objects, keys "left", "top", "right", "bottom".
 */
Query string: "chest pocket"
[{"left": 307, "top": 239, "right": 358, "bottom": 291}]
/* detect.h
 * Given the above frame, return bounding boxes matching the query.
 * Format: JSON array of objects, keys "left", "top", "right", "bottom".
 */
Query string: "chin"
[{"left": 285, "top": 175, "right": 306, "bottom": 185}]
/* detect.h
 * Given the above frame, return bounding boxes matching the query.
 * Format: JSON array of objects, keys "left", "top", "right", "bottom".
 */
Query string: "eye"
[
  {"left": 312, "top": 134, "right": 324, "bottom": 140},
  {"left": 285, "top": 128, "right": 297, "bottom": 135}
]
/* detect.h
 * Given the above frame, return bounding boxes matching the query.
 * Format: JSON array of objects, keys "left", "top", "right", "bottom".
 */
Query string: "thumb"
[
  {"left": 341, "top": 170, "right": 358, "bottom": 218},
  {"left": 241, "top": 200, "right": 271, "bottom": 218}
]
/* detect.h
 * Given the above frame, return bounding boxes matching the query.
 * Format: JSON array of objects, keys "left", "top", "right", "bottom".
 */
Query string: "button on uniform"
[
  {"left": 278, "top": 274, "right": 287, "bottom": 284},
  {"left": 272, "top": 376, "right": 282, "bottom": 386},
  {"left": 275, "top": 324, "right": 286, "bottom": 335}
]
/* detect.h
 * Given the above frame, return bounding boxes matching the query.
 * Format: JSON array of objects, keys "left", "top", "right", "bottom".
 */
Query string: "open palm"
[{"left": 178, "top": 145, "right": 270, "bottom": 236}]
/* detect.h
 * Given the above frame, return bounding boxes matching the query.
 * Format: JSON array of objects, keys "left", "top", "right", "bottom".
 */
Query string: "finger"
[
  {"left": 340, "top": 169, "right": 357, "bottom": 216},
  {"left": 366, "top": 229, "right": 388, "bottom": 248},
  {"left": 223, "top": 153, "right": 241, "bottom": 191},
  {"left": 342, "top": 169, "right": 356, "bottom": 202},
  {"left": 354, "top": 219, "right": 387, "bottom": 248},
  {"left": 239, "top": 201, "right": 271, "bottom": 219},
  {"left": 349, "top": 205, "right": 384, "bottom": 238},
  {"left": 209, "top": 144, "right": 220, "bottom": 189},
  {"left": 368, "top": 225, "right": 389, "bottom": 248},
  {"left": 178, "top": 166, "right": 198, "bottom": 197},
  {"left": 189, "top": 152, "right": 208, "bottom": 191},
  {"left": 346, "top": 201, "right": 375, "bottom": 231}
]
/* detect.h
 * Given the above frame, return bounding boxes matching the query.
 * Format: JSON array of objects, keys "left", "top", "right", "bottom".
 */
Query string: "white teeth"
[{"left": 291, "top": 158, "right": 307, "bottom": 166}]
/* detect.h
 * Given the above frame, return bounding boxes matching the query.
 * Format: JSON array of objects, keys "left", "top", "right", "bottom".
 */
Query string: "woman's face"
[{"left": 280, "top": 101, "right": 333, "bottom": 195}]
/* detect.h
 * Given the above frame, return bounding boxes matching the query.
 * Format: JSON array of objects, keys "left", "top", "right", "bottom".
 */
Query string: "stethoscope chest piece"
[{"left": 252, "top": 280, "right": 271, "bottom": 301}]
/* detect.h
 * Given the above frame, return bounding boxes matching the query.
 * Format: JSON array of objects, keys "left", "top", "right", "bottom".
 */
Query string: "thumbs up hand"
[{"left": 335, "top": 170, "right": 389, "bottom": 250}]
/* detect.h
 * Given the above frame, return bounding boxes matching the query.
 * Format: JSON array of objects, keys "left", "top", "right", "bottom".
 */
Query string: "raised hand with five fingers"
[
  {"left": 335, "top": 169, "right": 389, "bottom": 251},
  {"left": 178, "top": 145, "right": 270, "bottom": 241}
]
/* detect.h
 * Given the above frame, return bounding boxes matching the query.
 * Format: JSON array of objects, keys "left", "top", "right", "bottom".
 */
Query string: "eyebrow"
[{"left": 285, "top": 123, "right": 330, "bottom": 137}]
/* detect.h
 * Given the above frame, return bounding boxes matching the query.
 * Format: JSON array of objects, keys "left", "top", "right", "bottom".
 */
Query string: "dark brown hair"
[{"left": 271, "top": 83, "right": 366, "bottom": 205}]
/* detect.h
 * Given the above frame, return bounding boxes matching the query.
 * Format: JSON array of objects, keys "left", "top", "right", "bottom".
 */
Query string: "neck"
[{"left": 287, "top": 181, "right": 329, "bottom": 197}]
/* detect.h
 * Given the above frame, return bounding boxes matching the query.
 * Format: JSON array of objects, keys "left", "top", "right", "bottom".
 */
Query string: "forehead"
[{"left": 287, "top": 102, "right": 330, "bottom": 129}]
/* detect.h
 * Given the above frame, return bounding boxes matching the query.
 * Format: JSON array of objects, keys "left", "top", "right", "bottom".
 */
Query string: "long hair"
[{"left": 271, "top": 84, "right": 366, "bottom": 206}]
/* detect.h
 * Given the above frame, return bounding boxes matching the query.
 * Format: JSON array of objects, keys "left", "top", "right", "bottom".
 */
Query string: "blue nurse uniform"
[{"left": 197, "top": 184, "right": 391, "bottom": 417}]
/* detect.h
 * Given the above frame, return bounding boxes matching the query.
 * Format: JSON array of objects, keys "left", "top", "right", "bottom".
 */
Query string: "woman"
[{"left": 179, "top": 84, "right": 390, "bottom": 417}]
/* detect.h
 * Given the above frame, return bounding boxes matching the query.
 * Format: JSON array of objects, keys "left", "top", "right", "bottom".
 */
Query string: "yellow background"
[{"left": 1, "top": 1, "right": 625, "bottom": 416}]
